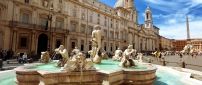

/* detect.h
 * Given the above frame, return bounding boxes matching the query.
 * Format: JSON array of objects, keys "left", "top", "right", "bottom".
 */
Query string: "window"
[
  {"left": 73, "top": 6, "right": 77, "bottom": 17},
  {"left": 110, "top": 31, "right": 114, "bottom": 39},
  {"left": 104, "top": 30, "right": 107, "bottom": 37},
  {"left": 104, "top": 42, "right": 107, "bottom": 51},
  {"left": 72, "top": 42, "right": 75, "bottom": 49},
  {"left": 21, "top": 13, "right": 30, "bottom": 24},
  {"left": 56, "top": 39, "right": 62, "bottom": 48},
  {"left": 19, "top": 37, "right": 28, "bottom": 48},
  {"left": 111, "top": 19, "right": 113, "bottom": 28},
  {"left": 104, "top": 17, "right": 107, "bottom": 26},
  {"left": 81, "top": 40, "right": 84, "bottom": 51},
  {"left": 88, "top": 26, "right": 93, "bottom": 34},
  {"left": 146, "top": 13, "right": 149, "bottom": 20},
  {"left": 81, "top": 13, "right": 85, "bottom": 20},
  {"left": 89, "top": 41, "right": 92, "bottom": 50},
  {"left": 40, "top": 17, "right": 48, "bottom": 27},
  {"left": 89, "top": 13, "right": 93, "bottom": 22},
  {"left": 70, "top": 21, "right": 77, "bottom": 32},
  {"left": 55, "top": 19, "right": 64, "bottom": 29},
  {"left": 80, "top": 24, "right": 86, "bottom": 33},
  {"left": 115, "top": 33, "right": 118, "bottom": 39},
  {"left": 97, "top": 18, "right": 100, "bottom": 24},
  {"left": 25, "top": 0, "right": 29, "bottom": 3}
]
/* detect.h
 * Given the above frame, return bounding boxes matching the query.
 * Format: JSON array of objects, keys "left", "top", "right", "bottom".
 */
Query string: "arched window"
[{"left": 146, "top": 13, "right": 149, "bottom": 20}]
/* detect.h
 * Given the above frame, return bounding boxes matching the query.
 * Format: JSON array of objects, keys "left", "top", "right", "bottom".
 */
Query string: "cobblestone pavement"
[{"left": 145, "top": 55, "right": 202, "bottom": 71}]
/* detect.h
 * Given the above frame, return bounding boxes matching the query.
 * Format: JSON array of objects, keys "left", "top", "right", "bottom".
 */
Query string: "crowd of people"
[{"left": 0, "top": 49, "right": 14, "bottom": 61}]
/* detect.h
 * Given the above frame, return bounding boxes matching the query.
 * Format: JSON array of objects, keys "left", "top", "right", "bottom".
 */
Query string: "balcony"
[{"left": 9, "top": 21, "right": 68, "bottom": 34}]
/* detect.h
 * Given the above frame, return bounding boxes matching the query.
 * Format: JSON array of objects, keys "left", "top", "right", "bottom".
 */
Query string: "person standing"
[{"left": 22, "top": 53, "right": 28, "bottom": 63}]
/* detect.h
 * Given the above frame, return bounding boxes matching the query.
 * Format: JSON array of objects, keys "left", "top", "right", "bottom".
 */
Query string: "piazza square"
[{"left": 0, "top": 0, "right": 202, "bottom": 85}]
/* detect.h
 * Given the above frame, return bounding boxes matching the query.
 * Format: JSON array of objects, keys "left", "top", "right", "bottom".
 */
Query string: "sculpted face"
[
  {"left": 128, "top": 45, "right": 133, "bottom": 49},
  {"left": 94, "top": 25, "right": 101, "bottom": 30},
  {"left": 59, "top": 45, "right": 64, "bottom": 50}
]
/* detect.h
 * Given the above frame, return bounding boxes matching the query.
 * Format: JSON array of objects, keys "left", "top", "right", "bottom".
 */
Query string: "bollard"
[
  {"left": 162, "top": 60, "right": 166, "bottom": 66},
  {"left": 182, "top": 61, "right": 186, "bottom": 68},
  {"left": 0, "top": 59, "right": 3, "bottom": 69}
]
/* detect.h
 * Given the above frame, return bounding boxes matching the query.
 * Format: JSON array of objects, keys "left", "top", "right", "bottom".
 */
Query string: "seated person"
[{"left": 22, "top": 52, "right": 28, "bottom": 63}]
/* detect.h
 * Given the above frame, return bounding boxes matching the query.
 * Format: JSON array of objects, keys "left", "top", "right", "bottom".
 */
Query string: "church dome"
[{"left": 114, "top": 0, "right": 125, "bottom": 8}]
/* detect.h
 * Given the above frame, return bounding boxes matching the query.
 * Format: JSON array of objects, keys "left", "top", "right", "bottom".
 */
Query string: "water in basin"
[
  {"left": 94, "top": 59, "right": 147, "bottom": 73},
  {"left": 27, "top": 62, "right": 61, "bottom": 72}
]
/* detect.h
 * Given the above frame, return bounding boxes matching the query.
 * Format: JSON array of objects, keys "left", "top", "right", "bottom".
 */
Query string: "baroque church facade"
[{"left": 0, "top": 0, "right": 160, "bottom": 55}]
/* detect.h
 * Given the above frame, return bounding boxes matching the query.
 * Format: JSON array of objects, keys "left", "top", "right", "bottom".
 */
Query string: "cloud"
[
  {"left": 144, "top": 0, "right": 202, "bottom": 39},
  {"left": 159, "top": 19, "right": 202, "bottom": 39},
  {"left": 192, "top": 0, "right": 202, "bottom": 4}
]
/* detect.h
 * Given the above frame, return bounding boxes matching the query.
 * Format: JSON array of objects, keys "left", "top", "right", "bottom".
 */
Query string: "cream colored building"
[
  {"left": 190, "top": 39, "right": 202, "bottom": 52},
  {"left": 160, "top": 36, "right": 173, "bottom": 51},
  {"left": 0, "top": 0, "right": 160, "bottom": 55}
]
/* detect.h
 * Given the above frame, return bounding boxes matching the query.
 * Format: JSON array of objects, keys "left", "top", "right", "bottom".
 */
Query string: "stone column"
[
  {"left": 11, "top": 29, "right": 17, "bottom": 52},
  {"left": 31, "top": 30, "right": 36, "bottom": 52}
]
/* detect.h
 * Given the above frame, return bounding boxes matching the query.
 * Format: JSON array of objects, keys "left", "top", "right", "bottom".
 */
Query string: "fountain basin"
[
  {"left": 15, "top": 67, "right": 40, "bottom": 85},
  {"left": 14, "top": 60, "right": 157, "bottom": 85},
  {"left": 96, "top": 60, "right": 156, "bottom": 85},
  {"left": 123, "top": 66, "right": 156, "bottom": 85},
  {"left": 39, "top": 70, "right": 101, "bottom": 85}
]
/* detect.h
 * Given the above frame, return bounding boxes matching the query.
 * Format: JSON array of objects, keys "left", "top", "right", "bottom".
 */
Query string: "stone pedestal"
[
  {"left": 15, "top": 69, "right": 39, "bottom": 85},
  {"left": 100, "top": 71, "right": 124, "bottom": 85},
  {"left": 123, "top": 65, "right": 157, "bottom": 85},
  {"left": 39, "top": 70, "right": 101, "bottom": 85}
]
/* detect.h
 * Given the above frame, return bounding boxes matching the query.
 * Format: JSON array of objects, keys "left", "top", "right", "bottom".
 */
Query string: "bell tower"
[
  {"left": 144, "top": 6, "right": 153, "bottom": 29},
  {"left": 127, "top": 0, "right": 134, "bottom": 10}
]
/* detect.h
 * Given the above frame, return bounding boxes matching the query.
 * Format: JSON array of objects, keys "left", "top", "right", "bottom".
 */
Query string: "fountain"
[
  {"left": 39, "top": 51, "right": 51, "bottom": 63},
  {"left": 112, "top": 48, "right": 123, "bottom": 61},
  {"left": 14, "top": 25, "right": 157, "bottom": 85}
]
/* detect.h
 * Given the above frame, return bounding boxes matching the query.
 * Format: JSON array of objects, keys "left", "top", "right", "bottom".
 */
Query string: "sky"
[{"left": 99, "top": 0, "right": 202, "bottom": 39}]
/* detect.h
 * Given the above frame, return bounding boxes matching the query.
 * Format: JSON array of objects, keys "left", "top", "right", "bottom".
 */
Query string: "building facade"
[
  {"left": 173, "top": 39, "right": 202, "bottom": 52},
  {"left": 172, "top": 40, "right": 187, "bottom": 51},
  {"left": 160, "top": 36, "right": 173, "bottom": 51},
  {"left": 0, "top": 0, "right": 160, "bottom": 55},
  {"left": 190, "top": 39, "right": 202, "bottom": 52}
]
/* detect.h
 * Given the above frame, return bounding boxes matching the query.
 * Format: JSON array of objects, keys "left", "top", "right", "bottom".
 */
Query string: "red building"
[{"left": 172, "top": 40, "right": 187, "bottom": 51}]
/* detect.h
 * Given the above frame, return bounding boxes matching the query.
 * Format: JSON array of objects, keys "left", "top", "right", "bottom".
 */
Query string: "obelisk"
[{"left": 186, "top": 16, "right": 190, "bottom": 40}]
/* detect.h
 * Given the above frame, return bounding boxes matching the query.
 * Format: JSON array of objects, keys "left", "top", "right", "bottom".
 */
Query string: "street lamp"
[{"left": 47, "top": 6, "right": 53, "bottom": 51}]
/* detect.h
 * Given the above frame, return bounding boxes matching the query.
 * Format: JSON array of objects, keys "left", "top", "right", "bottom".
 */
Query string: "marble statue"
[
  {"left": 112, "top": 48, "right": 123, "bottom": 61},
  {"left": 181, "top": 44, "right": 193, "bottom": 54},
  {"left": 119, "top": 45, "right": 135, "bottom": 67},
  {"left": 89, "top": 25, "right": 104, "bottom": 64},
  {"left": 55, "top": 45, "right": 69, "bottom": 67},
  {"left": 92, "top": 25, "right": 102, "bottom": 51},
  {"left": 40, "top": 51, "right": 50, "bottom": 63},
  {"left": 63, "top": 52, "right": 95, "bottom": 72},
  {"left": 136, "top": 53, "right": 143, "bottom": 63},
  {"left": 100, "top": 48, "right": 109, "bottom": 59},
  {"left": 71, "top": 47, "right": 80, "bottom": 60}
]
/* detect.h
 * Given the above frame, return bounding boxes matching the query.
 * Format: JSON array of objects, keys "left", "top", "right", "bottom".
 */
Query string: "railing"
[
  {"left": 154, "top": 59, "right": 202, "bottom": 69},
  {"left": 9, "top": 21, "right": 69, "bottom": 33}
]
